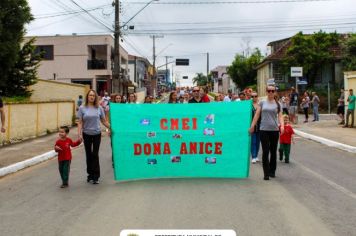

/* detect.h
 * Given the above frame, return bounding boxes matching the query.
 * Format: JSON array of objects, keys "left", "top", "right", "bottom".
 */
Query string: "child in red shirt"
[
  {"left": 279, "top": 115, "right": 295, "bottom": 163},
  {"left": 55, "top": 126, "right": 81, "bottom": 188}
]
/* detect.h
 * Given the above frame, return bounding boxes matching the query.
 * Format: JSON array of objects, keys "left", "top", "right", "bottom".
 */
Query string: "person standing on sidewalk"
[
  {"left": 249, "top": 85, "right": 284, "bottom": 180},
  {"left": 344, "top": 89, "right": 355, "bottom": 128},
  {"left": 54, "top": 126, "right": 81, "bottom": 188},
  {"left": 337, "top": 88, "right": 345, "bottom": 125},
  {"left": 289, "top": 87, "right": 299, "bottom": 124},
  {"left": 301, "top": 91, "right": 310, "bottom": 123},
  {"left": 311, "top": 92, "right": 320, "bottom": 122},
  {"left": 0, "top": 96, "right": 5, "bottom": 133},
  {"left": 77, "top": 89, "right": 111, "bottom": 184},
  {"left": 251, "top": 92, "right": 261, "bottom": 164}
]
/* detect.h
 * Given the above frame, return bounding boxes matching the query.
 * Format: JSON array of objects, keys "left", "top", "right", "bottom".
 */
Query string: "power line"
[
  {"left": 69, "top": 0, "right": 113, "bottom": 32},
  {"left": 34, "top": 5, "right": 110, "bottom": 19},
  {"left": 126, "top": 0, "right": 333, "bottom": 4}
]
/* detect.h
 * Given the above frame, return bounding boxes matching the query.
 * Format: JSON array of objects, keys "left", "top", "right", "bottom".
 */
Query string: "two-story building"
[
  {"left": 26, "top": 34, "right": 129, "bottom": 96},
  {"left": 211, "top": 66, "right": 237, "bottom": 94},
  {"left": 128, "top": 55, "right": 154, "bottom": 95},
  {"left": 256, "top": 35, "right": 345, "bottom": 97}
]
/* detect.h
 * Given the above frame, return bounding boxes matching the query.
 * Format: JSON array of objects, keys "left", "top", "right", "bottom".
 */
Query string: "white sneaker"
[
  {"left": 255, "top": 158, "right": 260, "bottom": 162},
  {"left": 252, "top": 158, "right": 256, "bottom": 164}
]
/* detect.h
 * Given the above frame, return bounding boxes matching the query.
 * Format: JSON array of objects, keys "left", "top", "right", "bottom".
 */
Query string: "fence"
[{"left": 0, "top": 101, "right": 75, "bottom": 145}]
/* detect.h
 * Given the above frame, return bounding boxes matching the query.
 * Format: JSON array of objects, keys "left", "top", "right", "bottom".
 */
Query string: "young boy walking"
[
  {"left": 55, "top": 126, "right": 81, "bottom": 188},
  {"left": 279, "top": 115, "right": 295, "bottom": 163}
]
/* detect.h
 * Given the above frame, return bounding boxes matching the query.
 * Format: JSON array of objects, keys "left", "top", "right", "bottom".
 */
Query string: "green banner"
[{"left": 110, "top": 101, "right": 252, "bottom": 181}]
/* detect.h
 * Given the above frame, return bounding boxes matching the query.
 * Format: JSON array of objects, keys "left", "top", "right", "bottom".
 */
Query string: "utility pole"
[
  {"left": 207, "top": 52, "right": 210, "bottom": 90},
  {"left": 165, "top": 56, "right": 169, "bottom": 85},
  {"left": 113, "top": 0, "right": 120, "bottom": 94},
  {"left": 150, "top": 35, "right": 163, "bottom": 97}
]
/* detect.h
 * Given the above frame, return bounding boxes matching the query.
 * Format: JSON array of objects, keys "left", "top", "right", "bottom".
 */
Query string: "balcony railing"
[{"left": 87, "top": 59, "right": 107, "bottom": 70}]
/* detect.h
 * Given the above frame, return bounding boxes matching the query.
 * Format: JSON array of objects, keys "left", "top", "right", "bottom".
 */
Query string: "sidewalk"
[{"left": 294, "top": 114, "right": 356, "bottom": 148}]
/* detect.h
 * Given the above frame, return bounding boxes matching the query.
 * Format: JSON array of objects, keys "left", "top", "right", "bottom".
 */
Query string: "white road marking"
[{"left": 295, "top": 160, "right": 356, "bottom": 200}]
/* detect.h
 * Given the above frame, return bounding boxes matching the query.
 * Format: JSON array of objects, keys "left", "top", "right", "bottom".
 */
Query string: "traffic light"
[{"left": 176, "top": 59, "right": 189, "bottom": 66}]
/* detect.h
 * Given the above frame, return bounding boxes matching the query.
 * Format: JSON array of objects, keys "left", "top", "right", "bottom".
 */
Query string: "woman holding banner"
[
  {"left": 249, "top": 85, "right": 284, "bottom": 180},
  {"left": 77, "top": 89, "right": 111, "bottom": 184},
  {"left": 250, "top": 92, "right": 261, "bottom": 164}
]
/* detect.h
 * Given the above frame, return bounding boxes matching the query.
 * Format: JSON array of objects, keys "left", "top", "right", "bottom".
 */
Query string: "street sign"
[
  {"left": 182, "top": 76, "right": 188, "bottom": 79},
  {"left": 176, "top": 59, "right": 189, "bottom": 66},
  {"left": 291, "top": 67, "right": 303, "bottom": 77},
  {"left": 297, "top": 79, "right": 308, "bottom": 85}
]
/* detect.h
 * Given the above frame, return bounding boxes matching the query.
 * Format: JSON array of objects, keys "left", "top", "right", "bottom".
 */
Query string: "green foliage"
[
  {"left": 192, "top": 73, "right": 208, "bottom": 86},
  {"left": 0, "top": 0, "right": 34, "bottom": 96},
  {"left": 281, "top": 31, "right": 341, "bottom": 87},
  {"left": 7, "top": 38, "right": 41, "bottom": 97},
  {"left": 2, "top": 96, "right": 30, "bottom": 103},
  {"left": 342, "top": 34, "right": 356, "bottom": 71},
  {"left": 227, "top": 48, "right": 263, "bottom": 89}
]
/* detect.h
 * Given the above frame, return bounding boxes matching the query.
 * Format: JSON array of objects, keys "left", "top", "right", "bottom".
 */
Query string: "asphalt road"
[{"left": 0, "top": 134, "right": 355, "bottom": 236}]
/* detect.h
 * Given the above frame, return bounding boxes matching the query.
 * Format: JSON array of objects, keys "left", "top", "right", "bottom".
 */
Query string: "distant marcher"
[
  {"left": 76, "top": 95, "right": 83, "bottom": 111},
  {"left": 128, "top": 93, "right": 137, "bottom": 104},
  {"left": 344, "top": 89, "right": 355, "bottom": 128},
  {"left": 0, "top": 96, "right": 5, "bottom": 133},
  {"left": 301, "top": 91, "right": 310, "bottom": 123},
  {"left": 214, "top": 94, "right": 221, "bottom": 102},
  {"left": 183, "top": 92, "right": 190, "bottom": 103},
  {"left": 54, "top": 126, "right": 81, "bottom": 188},
  {"left": 249, "top": 85, "right": 284, "bottom": 180},
  {"left": 144, "top": 96, "right": 152, "bottom": 104},
  {"left": 337, "top": 88, "right": 345, "bottom": 125},
  {"left": 122, "top": 95, "right": 127, "bottom": 103},
  {"left": 201, "top": 87, "right": 211, "bottom": 103},
  {"left": 251, "top": 92, "right": 261, "bottom": 163},
  {"left": 281, "top": 96, "right": 289, "bottom": 115},
  {"left": 224, "top": 89, "right": 233, "bottom": 102},
  {"left": 279, "top": 115, "right": 295, "bottom": 163},
  {"left": 189, "top": 86, "right": 203, "bottom": 103},
  {"left": 77, "top": 89, "right": 111, "bottom": 184},
  {"left": 100, "top": 92, "right": 111, "bottom": 121},
  {"left": 178, "top": 96, "right": 184, "bottom": 103},
  {"left": 289, "top": 87, "right": 299, "bottom": 124},
  {"left": 168, "top": 91, "right": 178, "bottom": 103},
  {"left": 311, "top": 92, "right": 320, "bottom": 122},
  {"left": 238, "top": 92, "right": 246, "bottom": 101}
]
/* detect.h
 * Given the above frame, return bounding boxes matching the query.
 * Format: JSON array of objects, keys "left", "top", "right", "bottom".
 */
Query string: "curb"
[
  {"left": 0, "top": 150, "right": 57, "bottom": 178},
  {"left": 294, "top": 129, "right": 356, "bottom": 153}
]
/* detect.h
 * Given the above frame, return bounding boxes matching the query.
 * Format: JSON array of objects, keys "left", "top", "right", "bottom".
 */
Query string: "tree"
[
  {"left": 0, "top": 0, "right": 34, "bottom": 96},
  {"left": 9, "top": 38, "right": 41, "bottom": 96},
  {"left": 281, "top": 31, "right": 340, "bottom": 87},
  {"left": 192, "top": 73, "right": 208, "bottom": 86},
  {"left": 227, "top": 48, "right": 263, "bottom": 89},
  {"left": 342, "top": 34, "right": 356, "bottom": 71}
]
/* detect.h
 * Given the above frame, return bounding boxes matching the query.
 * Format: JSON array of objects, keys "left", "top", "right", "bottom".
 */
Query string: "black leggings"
[
  {"left": 303, "top": 107, "right": 309, "bottom": 120},
  {"left": 260, "top": 131, "right": 279, "bottom": 177},
  {"left": 83, "top": 133, "right": 101, "bottom": 181}
]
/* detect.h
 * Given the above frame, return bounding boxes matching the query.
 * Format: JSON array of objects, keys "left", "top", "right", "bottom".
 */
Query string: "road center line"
[{"left": 294, "top": 160, "right": 356, "bottom": 200}]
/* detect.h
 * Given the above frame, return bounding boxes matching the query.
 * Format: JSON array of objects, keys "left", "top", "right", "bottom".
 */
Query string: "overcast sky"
[{"left": 27, "top": 0, "right": 356, "bottom": 86}]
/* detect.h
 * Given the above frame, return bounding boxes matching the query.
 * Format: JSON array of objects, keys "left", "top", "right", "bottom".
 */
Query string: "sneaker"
[
  {"left": 255, "top": 158, "right": 260, "bottom": 162},
  {"left": 264, "top": 176, "right": 269, "bottom": 180},
  {"left": 60, "top": 184, "right": 68, "bottom": 188},
  {"left": 338, "top": 121, "right": 345, "bottom": 125},
  {"left": 285, "top": 160, "right": 289, "bottom": 163},
  {"left": 269, "top": 173, "right": 276, "bottom": 178},
  {"left": 92, "top": 180, "right": 99, "bottom": 184},
  {"left": 342, "top": 125, "right": 348, "bottom": 128},
  {"left": 252, "top": 158, "right": 256, "bottom": 164}
]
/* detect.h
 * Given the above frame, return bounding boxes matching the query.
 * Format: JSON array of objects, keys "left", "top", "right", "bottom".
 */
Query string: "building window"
[{"left": 35, "top": 45, "right": 54, "bottom": 60}]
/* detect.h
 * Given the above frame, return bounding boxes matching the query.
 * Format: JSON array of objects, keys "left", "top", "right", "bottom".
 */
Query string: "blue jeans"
[
  {"left": 313, "top": 105, "right": 319, "bottom": 121},
  {"left": 251, "top": 132, "right": 260, "bottom": 159}
]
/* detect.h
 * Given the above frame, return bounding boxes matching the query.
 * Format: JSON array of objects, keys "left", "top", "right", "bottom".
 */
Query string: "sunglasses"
[
  {"left": 251, "top": 95, "right": 258, "bottom": 98},
  {"left": 267, "top": 90, "right": 275, "bottom": 93},
  {"left": 193, "top": 90, "right": 200, "bottom": 92}
]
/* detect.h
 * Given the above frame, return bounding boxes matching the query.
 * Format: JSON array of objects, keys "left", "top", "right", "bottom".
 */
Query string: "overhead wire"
[
  {"left": 68, "top": 0, "right": 113, "bottom": 31},
  {"left": 126, "top": 0, "right": 334, "bottom": 4}
]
